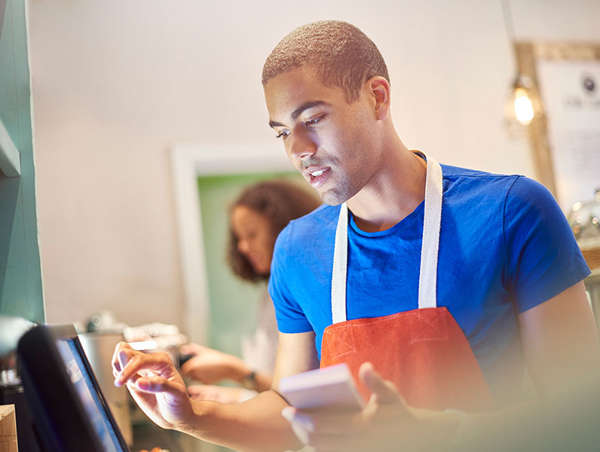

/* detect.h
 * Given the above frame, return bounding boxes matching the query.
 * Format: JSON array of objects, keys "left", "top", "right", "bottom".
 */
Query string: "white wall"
[{"left": 27, "top": 0, "right": 600, "bottom": 330}]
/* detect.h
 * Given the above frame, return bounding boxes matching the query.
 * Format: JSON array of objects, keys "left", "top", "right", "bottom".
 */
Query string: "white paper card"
[{"left": 279, "top": 363, "right": 364, "bottom": 411}]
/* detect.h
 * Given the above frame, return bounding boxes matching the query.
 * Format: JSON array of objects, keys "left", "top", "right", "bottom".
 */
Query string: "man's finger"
[
  {"left": 111, "top": 341, "right": 132, "bottom": 372},
  {"left": 118, "top": 348, "right": 136, "bottom": 370},
  {"left": 114, "top": 352, "right": 174, "bottom": 387},
  {"left": 359, "top": 362, "right": 401, "bottom": 405},
  {"left": 115, "top": 354, "right": 143, "bottom": 386},
  {"left": 134, "top": 375, "right": 184, "bottom": 394}
]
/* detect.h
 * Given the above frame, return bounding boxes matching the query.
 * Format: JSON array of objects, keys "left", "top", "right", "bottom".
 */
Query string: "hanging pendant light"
[{"left": 501, "top": 0, "right": 539, "bottom": 131}]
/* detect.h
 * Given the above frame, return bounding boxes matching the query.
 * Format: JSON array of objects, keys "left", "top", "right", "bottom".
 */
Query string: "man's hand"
[
  {"left": 281, "top": 362, "right": 460, "bottom": 452},
  {"left": 180, "top": 343, "right": 249, "bottom": 385},
  {"left": 112, "top": 342, "right": 196, "bottom": 431}
]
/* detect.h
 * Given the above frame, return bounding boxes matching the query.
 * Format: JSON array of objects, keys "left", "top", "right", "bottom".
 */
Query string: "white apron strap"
[
  {"left": 330, "top": 154, "right": 444, "bottom": 323},
  {"left": 418, "top": 155, "right": 443, "bottom": 309},
  {"left": 331, "top": 202, "right": 349, "bottom": 324}
]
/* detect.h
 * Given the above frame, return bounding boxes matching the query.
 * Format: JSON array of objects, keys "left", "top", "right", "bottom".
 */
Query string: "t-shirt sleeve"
[
  {"left": 504, "top": 176, "right": 591, "bottom": 313},
  {"left": 268, "top": 223, "right": 314, "bottom": 333}
]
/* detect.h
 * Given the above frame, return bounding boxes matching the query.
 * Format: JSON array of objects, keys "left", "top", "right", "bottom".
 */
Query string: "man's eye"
[
  {"left": 275, "top": 130, "right": 290, "bottom": 139},
  {"left": 305, "top": 115, "right": 324, "bottom": 127}
]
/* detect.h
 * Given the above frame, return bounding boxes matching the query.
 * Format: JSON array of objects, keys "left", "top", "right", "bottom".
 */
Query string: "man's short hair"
[{"left": 262, "top": 20, "right": 390, "bottom": 103}]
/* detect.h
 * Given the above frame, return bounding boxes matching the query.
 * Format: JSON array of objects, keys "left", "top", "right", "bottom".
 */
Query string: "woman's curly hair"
[{"left": 227, "top": 180, "right": 320, "bottom": 282}]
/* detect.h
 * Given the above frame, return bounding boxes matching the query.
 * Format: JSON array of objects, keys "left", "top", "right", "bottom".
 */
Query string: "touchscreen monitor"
[{"left": 17, "top": 325, "right": 129, "bottom": 452}]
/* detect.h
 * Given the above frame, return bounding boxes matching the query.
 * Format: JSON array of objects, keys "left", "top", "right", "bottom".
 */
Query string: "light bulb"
[{"left": 513, "top": 88, "right": 534, "bottom": 125}]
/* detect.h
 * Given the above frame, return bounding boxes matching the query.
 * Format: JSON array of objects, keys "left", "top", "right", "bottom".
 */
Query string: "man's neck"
[{"left": 347, "top": 144, "right": 427, "bottom": 233}]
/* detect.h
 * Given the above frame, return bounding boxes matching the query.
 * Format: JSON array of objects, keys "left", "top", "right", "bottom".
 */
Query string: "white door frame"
[{"left": 170, "top": 144, "right": 293, "bottom": 344}]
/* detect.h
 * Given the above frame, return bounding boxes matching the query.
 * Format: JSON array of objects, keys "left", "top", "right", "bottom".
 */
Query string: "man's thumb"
[{"left": 359, "top": 362, "right": 400, "bottom": 405}]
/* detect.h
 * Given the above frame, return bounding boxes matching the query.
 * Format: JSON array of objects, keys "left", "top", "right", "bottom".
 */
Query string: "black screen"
[{"left": 56, "top": 338, "right": 123, "bottom": 452}]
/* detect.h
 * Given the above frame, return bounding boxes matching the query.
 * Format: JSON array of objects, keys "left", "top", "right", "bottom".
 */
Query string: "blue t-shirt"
[{"left": 268, "top": 164, "right": 590, "bottom": 402}]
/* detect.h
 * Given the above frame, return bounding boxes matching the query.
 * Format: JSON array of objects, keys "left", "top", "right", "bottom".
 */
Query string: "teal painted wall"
[{"left": 0, "top": 0, "right": 44, "bottom": 321}]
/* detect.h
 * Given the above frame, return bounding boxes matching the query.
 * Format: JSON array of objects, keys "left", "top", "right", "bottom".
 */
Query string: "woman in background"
[{"left": 180, "top": 180, "right": 320, "bottom": 402}]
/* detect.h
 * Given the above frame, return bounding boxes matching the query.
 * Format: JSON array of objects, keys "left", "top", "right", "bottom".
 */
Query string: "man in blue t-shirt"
[
  {"left": 112, "top": 21, "right": 599, "bottom": 452},
  {"left": 269, "top": 161, "right": 591, "bottom": 407}
]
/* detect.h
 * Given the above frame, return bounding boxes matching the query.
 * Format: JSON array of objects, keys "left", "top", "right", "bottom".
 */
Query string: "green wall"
[{"left": 0, "top": 0, "right": 44, "bottom": 322}]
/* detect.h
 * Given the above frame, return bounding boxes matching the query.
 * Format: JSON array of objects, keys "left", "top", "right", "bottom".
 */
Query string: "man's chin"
[
  {"left": 318, "top": 181, "right": 359, "bottom": 206},
  {"left": 320, "top": 189, "right": 347, "bottom": 206}
]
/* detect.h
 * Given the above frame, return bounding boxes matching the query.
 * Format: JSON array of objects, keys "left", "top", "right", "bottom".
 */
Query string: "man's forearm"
[{"left": 183, "top": 389, "right": 301, "bottom": 452}]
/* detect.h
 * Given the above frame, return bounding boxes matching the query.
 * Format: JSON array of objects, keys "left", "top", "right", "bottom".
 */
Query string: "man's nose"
[{"left": 288, "top": 128, "right": 317, "bottom": 161}]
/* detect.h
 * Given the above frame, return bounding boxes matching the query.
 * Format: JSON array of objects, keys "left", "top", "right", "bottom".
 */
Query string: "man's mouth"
[{"left": 304, "top": 167, "right": 331, "bottom": 187}]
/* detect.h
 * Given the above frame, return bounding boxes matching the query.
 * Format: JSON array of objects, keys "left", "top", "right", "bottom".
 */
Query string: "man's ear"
[{"left": 366, "top": 76, "right": 391, "bottom": 120}]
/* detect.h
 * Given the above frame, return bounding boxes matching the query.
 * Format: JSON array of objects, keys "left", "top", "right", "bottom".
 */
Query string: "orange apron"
[{"left": 320, "top": 155, "right": 494, "bottom": 412}]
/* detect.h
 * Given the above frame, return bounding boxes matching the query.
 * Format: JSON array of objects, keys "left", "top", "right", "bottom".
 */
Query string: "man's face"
[{"left": 264, "top": 66, "right": 381, "bottom": 205}]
